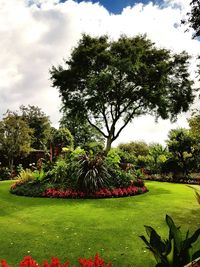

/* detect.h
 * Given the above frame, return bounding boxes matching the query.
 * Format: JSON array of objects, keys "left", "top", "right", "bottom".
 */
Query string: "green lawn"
[{"left": 0, "top": 181, "right": 199, "bottom": 267}]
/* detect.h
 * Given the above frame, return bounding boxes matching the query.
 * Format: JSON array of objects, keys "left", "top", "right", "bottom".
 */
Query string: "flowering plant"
[
  {"left": 42, "top": 185, "right": 148, "bottom": 199},
  {"left": 1, "top": 254, "right": 112, "bottom": 267}
]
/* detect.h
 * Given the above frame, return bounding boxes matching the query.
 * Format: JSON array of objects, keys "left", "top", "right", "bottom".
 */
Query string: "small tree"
[
  {"left": 51, "top": 34, "right": 194, "bottom": 153},
  {"left": 0, "top": 113, "right": 33, "bottom": 172},
  {"left": 166, "top": 128, "right": 197, "bottom": 177},
  {"left": 49, "top": 127, "right": 74, "bottom": 159}
]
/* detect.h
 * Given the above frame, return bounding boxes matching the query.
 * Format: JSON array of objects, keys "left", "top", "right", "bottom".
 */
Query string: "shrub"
[
  {"left": 140, "top": 215, "right": 200, "bottom": 267},
  {"left": 10, "top": 182, "right": 47, "bottom": 197},
  {"left": 32, "top": 169, "right": 46, "bottom": 182},
  {"left": 0, "top": 167, "right": 11, "bottom": 180},
  {"left": 48, "top": 159, "right": 68, "bottom": 184},
  {"left": 16, "top": 169, "right": 34, "bottom": 184},
  {"left": 81, "top": 141, "right": 104, "bottom": 155},
  {"left": 105, "top": 148, "right": 121, "bottom": 169},
  {"left": 77, "top": 155, "right": 110, "bottom": 193},
  {"left": 109, "top": 169, "right": 133, "bottom": 188}
]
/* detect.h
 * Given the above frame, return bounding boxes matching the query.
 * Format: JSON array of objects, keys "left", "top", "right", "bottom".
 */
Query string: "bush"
[
  {"left": 109, "top": 169, "right": 133, "bottom": 188},
  {"left": 10, "top": 182, "right": 47, "bottom": 197},
  {"left": 48, "top": 159, "right": 68, "bottom": 184},
  {"left": 105, "top": 148, "right": 121, "bottom": 169},
  {"left": 81, "top": 141, "right": 104, "bottom": 155},
  {"left": 16, "top": 169, "right": 34, "bottom": 184}
]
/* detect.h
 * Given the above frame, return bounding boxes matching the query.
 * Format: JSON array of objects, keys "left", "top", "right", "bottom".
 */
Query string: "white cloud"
[{"left": 0, "top": 0, "right": 199, "bottom": 144}]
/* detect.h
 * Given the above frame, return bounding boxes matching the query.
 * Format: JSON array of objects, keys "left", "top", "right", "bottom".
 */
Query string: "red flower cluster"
[
  {"left": 42, "top": 186, "right": 148, "bottom": 199},
  {"left": 1, "top": 254, "right": 112, "bottom": 267}
]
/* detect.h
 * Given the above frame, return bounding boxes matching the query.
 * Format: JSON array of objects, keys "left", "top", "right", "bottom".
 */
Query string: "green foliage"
[
  {"left": 195, "top": 191, "right": 200, "bottom": 205},
  {"left": 16, "top": 164, "right": 24, "bottom": 174},
  {"left": 60, "top": 112, "right": 104, "bottom": 147},
  {"left": 51, "top": 127, "right": 74, "bottom": 149},
  {"left": 140, "top": 214, "right": 200, "bottom": 267},
  {"left": 182, "top": 0, "right": 200, "bottom": 38},
  {"left": 16, "top": 169, "right": 34, "bottom": 183},
  {"left": 147, "top": 143, "right": 168, "bottom": 174},
  {"left": 48, "top": 159, "right": 68, "bottom": 184},
  {"left": 10, "top": 182, "right": 47, "bottom": 197},
  {"left": 109, "top": 169, "right": 133, "bottom": 188},
  {"left": 105, "top": 148, "right": 121, "bottom": 169},
  {"left": 76, "top": 154, "right": 110, "bottom": 193},
  {"left": 0, "top": 167, "right": 11, "bottom": 180},
  {"left": 51, "top": 34, "right": 194, "bottom": 153},
  {"left": 32, "top": 169, "right": 46, "bottom": 182},
  {"left": 118, "top": 141, "right": 149, "bottom": 157},
  {"left": 0, "top": 112, "right": 33, "bottom": 171},
  {"left": 166, "top": 128, "right": 198, "bottom": 177},
  {"left": 81, "top": 141, "right": 104, "bottom": 155},
  {"left": 19, "top": 105, "right": 51, "bottom": 150}
]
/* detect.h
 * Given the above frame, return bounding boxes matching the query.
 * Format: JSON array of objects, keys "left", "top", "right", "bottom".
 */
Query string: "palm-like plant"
[{"left": 77, "top": 155, "right": 110, "bottom": 193}]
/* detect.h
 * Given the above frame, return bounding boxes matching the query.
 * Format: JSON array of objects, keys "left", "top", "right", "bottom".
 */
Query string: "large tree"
[{"left": 50, "top": 34, "right": 194, "bottom": 153}]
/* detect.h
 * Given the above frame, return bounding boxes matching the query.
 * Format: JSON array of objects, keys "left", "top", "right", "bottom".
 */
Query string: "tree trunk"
[
  {"left": 9, "top": 157, "right": 14, "bottom": 177},
  {"left": 105, "top": 136, "right": 112, "bottom": 155}
]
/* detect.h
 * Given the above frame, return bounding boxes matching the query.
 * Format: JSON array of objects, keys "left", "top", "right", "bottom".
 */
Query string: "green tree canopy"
[
  {"left": 59, "top": 112, "right": 104, "bottom": 147},
  {"left": 50, "top": 34, "right": 194, "bottom": 153},
  {"left": 0, "top": 113, "right": 33, "bottom": 171},
  {"left": 182, "top": 0, "right": 200, "bottom": 38},
  {"left": 19, "top": 105, "right": 51, "bottom": 150},
  {"left": 166, "top": 128, "right": 198, "bottom": 176},
  {"left": 118, "top": 141, "right": 149, "bottom": 157}
]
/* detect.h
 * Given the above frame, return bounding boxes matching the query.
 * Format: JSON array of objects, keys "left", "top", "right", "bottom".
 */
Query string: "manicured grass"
[{"left": 0, "top": 181, "right": 199, "bottom": 267}]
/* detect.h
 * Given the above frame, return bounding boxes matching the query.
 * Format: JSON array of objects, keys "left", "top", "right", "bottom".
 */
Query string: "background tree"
[
  {"left": 59, "top": 112, "right": 104, "bottom": 147},
  {"left": 51, "top": 34, "right": 194, "bottom": 153},
  {"left": 0, "top": 113, "right": 33, "bottom": 172},
  {"left": 147, "top": 143, "right": 168, "bottom": 174},
  {"left": 165, "top": 128, "right": 197, "bottom": 177},
  {"left": 20, "top": 105, "right": 51, "bottom": 150},
  {"left": 118, "top": 141, "right": 149, "bottom": 157},
  {"left": 49, "top": 127, "right": 74, "bottom": 159}
]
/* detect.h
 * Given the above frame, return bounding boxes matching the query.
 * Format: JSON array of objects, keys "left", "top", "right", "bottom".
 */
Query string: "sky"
[{"left": 0, "top": 0, "right": 200, "bottom": 146}]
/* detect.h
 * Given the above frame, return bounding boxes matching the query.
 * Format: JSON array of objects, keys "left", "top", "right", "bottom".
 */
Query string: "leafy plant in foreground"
[{"left": 140, "top": 215, "right": 200, "bottom": 267}]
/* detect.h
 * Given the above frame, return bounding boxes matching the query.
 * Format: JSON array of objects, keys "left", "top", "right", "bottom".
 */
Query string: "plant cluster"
[
  {"left": 11, "top": 146, "right": 148, "bottom": 198},
  {"left": 1, "top": 254, "right": 112, "bottom": 267}
]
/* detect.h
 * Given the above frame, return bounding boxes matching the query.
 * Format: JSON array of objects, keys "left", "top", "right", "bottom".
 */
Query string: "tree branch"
[
  {"left": 87, "top": 118, "right": 108, "bottom": 138},
  {"left": 113, "top": 105, "right": 143, "bottom": 141}
]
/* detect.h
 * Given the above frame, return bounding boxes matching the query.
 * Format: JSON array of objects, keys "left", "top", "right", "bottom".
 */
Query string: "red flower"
[{"left": 1, "top": 259, "right": 10, "bottom": 267}]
